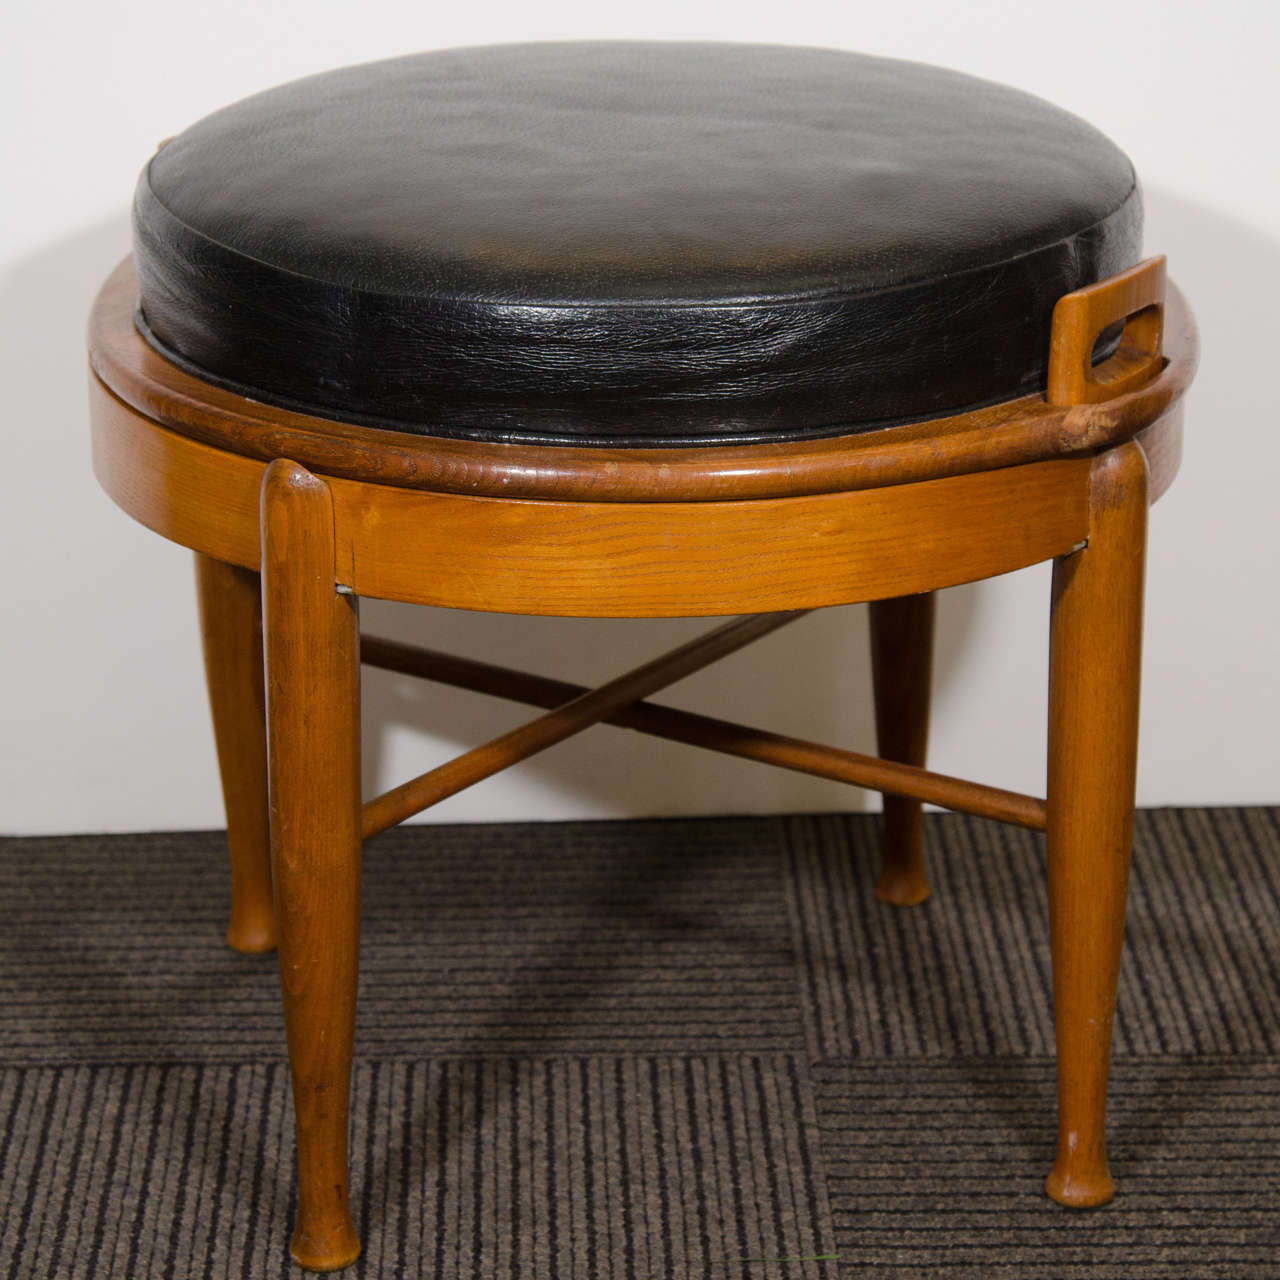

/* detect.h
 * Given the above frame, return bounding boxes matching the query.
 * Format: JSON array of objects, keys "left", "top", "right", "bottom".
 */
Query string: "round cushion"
[{"left": 132, "top": 42, "right": 1141, "bottom": 447}]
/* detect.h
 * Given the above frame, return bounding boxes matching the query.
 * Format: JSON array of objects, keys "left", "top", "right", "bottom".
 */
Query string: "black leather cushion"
[{"left": 133, "top": 42, "right": 1141, "bottom": 446}]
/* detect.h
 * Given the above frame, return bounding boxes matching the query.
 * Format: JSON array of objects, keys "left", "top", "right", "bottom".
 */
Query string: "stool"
[{"left": 89, "top": 42, "right": 1197, "bottom": 1271}]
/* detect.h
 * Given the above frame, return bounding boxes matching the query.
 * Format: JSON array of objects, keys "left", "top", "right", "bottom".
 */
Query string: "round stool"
[{"left": 90, "top": 43, "right": 1197, "bottom": 1271}]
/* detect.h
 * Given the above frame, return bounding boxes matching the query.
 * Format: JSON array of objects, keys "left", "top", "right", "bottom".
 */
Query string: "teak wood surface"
[
  {"left": 357, "top": 633, "right": 1048, "bottom": 831},
  {"left": 88, "top": 254, "right": 1198, "bottom": 1272},
  {"left": 260, "top": 461, "right": 363, "bottom": 1270},
  {"left": 194, "top": 555, "right": 275, "bottom": 953}
]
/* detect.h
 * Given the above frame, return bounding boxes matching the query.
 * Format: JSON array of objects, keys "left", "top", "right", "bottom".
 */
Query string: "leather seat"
[{"left": 132, "top": 41, "right": 1141, "bottom": 447}]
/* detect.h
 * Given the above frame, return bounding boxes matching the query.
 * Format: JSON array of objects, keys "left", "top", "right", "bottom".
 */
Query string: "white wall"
[{"left": 3, "top": 0, "right": 1277, "bottom": 834}]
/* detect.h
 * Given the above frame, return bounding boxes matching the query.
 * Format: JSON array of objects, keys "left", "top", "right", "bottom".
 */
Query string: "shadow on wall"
[
  {"left": 1124, "top": 184, "right": 1280, "bottom": 805},
  {"left": 1, "top": 212, "right": 134, "bottom": 472},
  {"left": 0, "top": 212, "right": 211, "bottom": 834},
  {"left": 1138, "top": 180, "right": 1279, "bottom": 480}
]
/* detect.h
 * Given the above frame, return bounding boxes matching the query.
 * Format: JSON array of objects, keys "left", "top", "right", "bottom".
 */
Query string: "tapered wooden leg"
[
  {"left": 1044, "top": 442, "right": 1148, "bottom": 1208},
  {"left": 261, "top": 460, "right": 362, "bottom": 1271},
  {"left": 869, "top": 592, "right": 935, "bottom": 905},
  {"left": 195, "top": 553, "right": 276, "bottom": 953}
]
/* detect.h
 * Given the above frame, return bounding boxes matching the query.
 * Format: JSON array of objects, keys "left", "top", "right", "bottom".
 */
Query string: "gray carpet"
[{"left": 1, "top": 808, "right": 1277, "bottom": 1277}]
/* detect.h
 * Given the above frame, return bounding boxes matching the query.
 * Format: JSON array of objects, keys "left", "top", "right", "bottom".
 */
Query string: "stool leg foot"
[
  {"left": 195, "top": 553, "right": 276, "bottom": 953},
  {"left": 1044, "top": 443, "right": 1147, "bottom": 1209},
  {"left": 869, "top": 592, "right": 935, "bottom": 906},
  {"left": 262, "top": 461, "right": 362, "bottom": 1272}
]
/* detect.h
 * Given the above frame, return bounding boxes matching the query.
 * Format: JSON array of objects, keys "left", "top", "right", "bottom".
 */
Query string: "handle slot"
[{"left": 1047, "top": 256, "right": 1166, "bottom": 406}]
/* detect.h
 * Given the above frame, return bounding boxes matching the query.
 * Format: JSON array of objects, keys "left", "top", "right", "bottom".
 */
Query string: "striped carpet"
[{"left": 1, "top": 808, "right": 1277, "bottom": 1277}]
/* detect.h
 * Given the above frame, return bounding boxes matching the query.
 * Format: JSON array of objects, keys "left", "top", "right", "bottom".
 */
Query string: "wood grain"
[
  {"left": 1043, "top": 442, "right": 1148, "bottom": 1208},
  {"left": 869, "top": 592, "right": 936, "bottom": 906},
  {"left": 194, "top": 554, "right": 275, "bottom": 953},
  {"left": 260, "top": 460, "right": 363, "bottom": 1270},
  {"left": 1048, "top": 257, "right": 1166, "bottom": 406},
  {"left": 92, "top": 376, "right": 262, "bottom": 571},
  {"left": 332, "top": 460, "right": 1091, "bottom": 616},
  {"left": 1136, "top": 402, "right": 1184, "bottom": 504},
  {"left": 91, "top": 379, "right": 1095, "bottom": 617}
]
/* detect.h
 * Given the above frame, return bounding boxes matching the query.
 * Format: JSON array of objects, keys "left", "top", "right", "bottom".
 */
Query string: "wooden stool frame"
[{"left": 90, "top": 255, "right": 1196, "bottom": 1272}]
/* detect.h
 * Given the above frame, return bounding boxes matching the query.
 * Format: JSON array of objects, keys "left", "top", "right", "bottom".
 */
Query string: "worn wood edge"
[{"left": 89, "top": 258, "right": 1198, "bottom": 505}]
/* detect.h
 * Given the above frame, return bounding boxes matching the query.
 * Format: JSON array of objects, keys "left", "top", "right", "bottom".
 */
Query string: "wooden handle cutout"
[{"left": 1047, "top": 256, "right": 1167, "bottom": 406}]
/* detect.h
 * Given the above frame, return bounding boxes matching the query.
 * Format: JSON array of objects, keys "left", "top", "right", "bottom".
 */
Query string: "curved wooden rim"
[
  {"left": 89, "top": 257, "right": 1198, "bottom": 504},
  {"left": 90, "top": 376, "right": 1095, "bottom": 616}
]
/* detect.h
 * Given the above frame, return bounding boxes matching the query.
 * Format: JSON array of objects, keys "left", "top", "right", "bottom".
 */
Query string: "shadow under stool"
[{"left": 89, "top": 42, "right": 1198, "bottom": 1271}]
